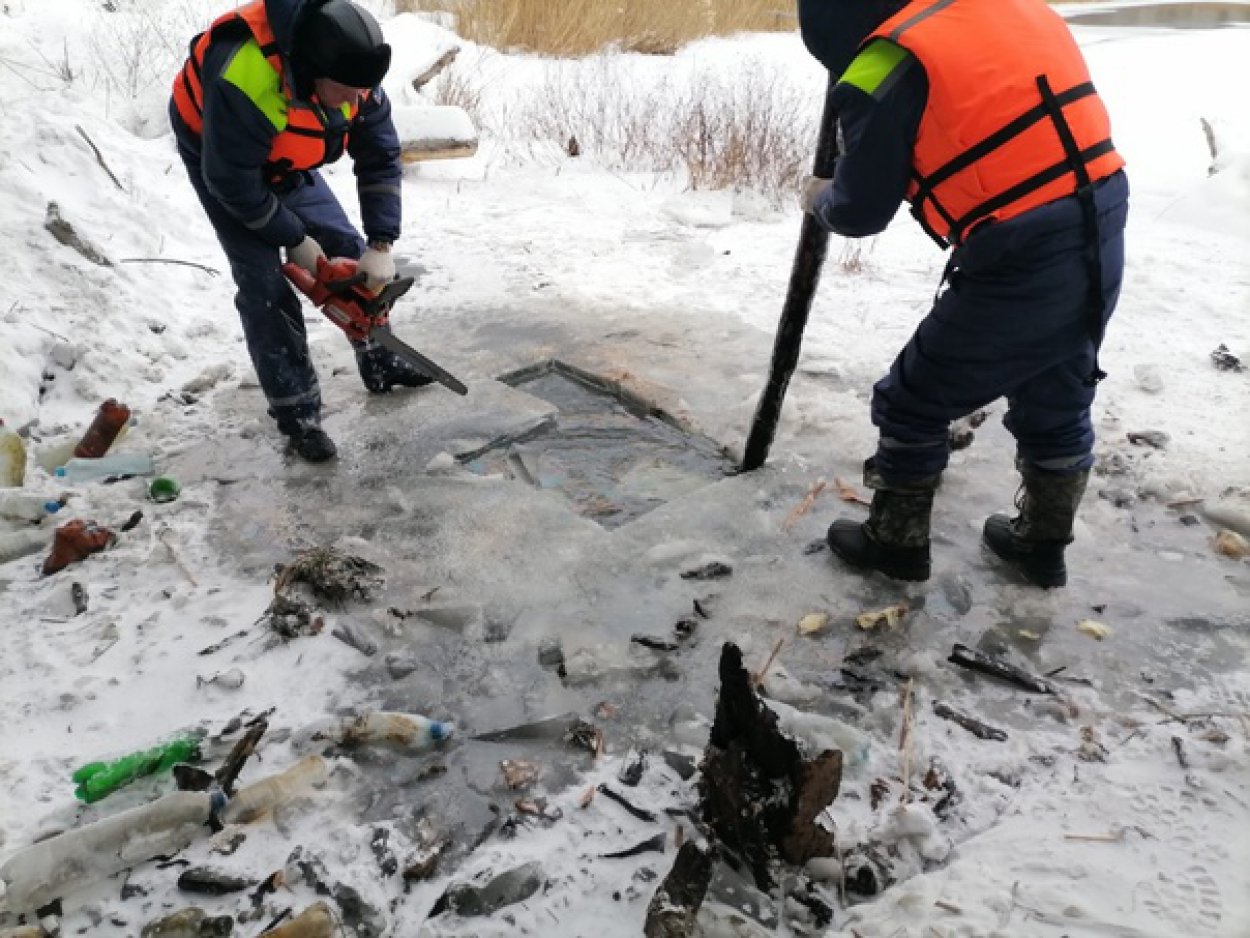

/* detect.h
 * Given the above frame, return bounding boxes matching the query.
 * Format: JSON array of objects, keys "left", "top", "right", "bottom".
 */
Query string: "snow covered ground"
[{"left": 1, "top": 1, "right": 1248, "bottom": 936}]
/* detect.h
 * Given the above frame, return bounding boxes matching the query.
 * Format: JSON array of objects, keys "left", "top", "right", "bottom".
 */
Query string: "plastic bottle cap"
[
  {"left": 54, "top": 467, "right": 66, "bottom": 478},
  {"left": 44, "top": 501, "right": 62, "bottom": 514},
  {"left": 149, "top": 477, "right": 181, "bottom": 503}
]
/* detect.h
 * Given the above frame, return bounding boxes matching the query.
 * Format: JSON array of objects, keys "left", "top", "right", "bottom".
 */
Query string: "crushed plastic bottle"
[
  {"left": 140, "top": 907, "right": 234, "bottom": 938},
  {"left": 0, "top": 927, "right": 47, "bottom": 938},
  {"left": 220, "top": 754, "right": 328, "bottom": 826},
  {"left": 0, "top": 492, "right": 65, "bottom": 524},
  {"left": 73, "top": 733, "right": 203, "bottom": 804},
  {"left": 0, "top": 528, "right": 52, "bottom": 566},
  {"left": 55, "top": 452, "right": 155, "bottom": 484},
  {"left": 260, "top": 901, "right": 335, "bottom": 938},
  {"left": 292, "top": 710, "right": 453, "bottom": 753},
  {"left": 73, "top": 399, "right": 132, "bottom": 459},
  {"left": 0, "top": 789, "right": 220, "bottom": 913},
  {"left": 0, "top": 419, "right": 26, "bottom": 488}
]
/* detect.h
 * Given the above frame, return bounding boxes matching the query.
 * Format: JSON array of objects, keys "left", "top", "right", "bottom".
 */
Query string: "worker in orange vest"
[
  {"left": 171, "top": 0, "right": 432, "bottom": 463},
  {"left": 799, "top": 0, "right": 1129, "bottom": 588}
]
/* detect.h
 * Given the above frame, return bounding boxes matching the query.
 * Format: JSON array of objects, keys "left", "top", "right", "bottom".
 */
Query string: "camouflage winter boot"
[
  {"left": 826, "top": 459, "right": 939, "bottom": 582},
  {"left": 982, "top": 466, "right": 1089, "bottom": 588},
  {"left": 355, "top": 341, "right": 435, "bottom": 394}
]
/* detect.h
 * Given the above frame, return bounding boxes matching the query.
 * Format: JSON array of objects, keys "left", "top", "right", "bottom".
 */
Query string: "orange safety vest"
[
  {"left": 871, "top": 0, "right": 1125, "bottom": 247},
  {"left": 172, "top": 0, "right": 361, "bottom": 182}
]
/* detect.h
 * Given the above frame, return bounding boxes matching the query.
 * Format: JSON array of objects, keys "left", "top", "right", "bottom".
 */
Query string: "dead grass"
[
  {"left": 514, "top": 57, "right": 817, "bottom": 200},
  {"left": 398, "top": 0, "right": 793, "bottom": 56},
  {"left": 424, "top": 57, "right": 485, "bottom": 129}
]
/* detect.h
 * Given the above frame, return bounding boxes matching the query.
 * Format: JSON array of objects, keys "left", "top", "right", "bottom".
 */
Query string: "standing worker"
[
  {"left": 171, "top": 0, "right": 432, "bottom": 463},
  {"left": 798, "top": 0, "right": 1129, "bottom": 588}
]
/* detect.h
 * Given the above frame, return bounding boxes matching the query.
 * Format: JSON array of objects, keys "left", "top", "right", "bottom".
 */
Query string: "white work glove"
[
  {"left": 800, "top": 175, "right": 833, "bottom": 215},
  {"left": 357, "top": 243, "right": 396, "bottom": 290},
  {"left": 287, "top": 235, "right": 325, "bottom": 275}
]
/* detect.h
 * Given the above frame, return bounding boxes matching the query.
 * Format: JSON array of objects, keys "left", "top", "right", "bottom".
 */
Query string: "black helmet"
[
  {"left": 294, "top": 0, "right": 392, "bottom": 88},
  {"left": 798, "top": 0, "right": 909, "bottom": 77}
]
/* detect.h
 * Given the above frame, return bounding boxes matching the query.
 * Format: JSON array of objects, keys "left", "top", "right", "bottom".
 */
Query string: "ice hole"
[{"left": 462, "top": 361, "right": 734, "bottom": 528}]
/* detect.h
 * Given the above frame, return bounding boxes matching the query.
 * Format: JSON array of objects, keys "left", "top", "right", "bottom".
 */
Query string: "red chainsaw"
[{"left": 282, "top": 256, "right": 468, "bottom": 396}]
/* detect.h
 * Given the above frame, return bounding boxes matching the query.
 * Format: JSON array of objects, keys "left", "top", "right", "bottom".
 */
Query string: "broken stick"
[
  {"left": 411, "top": 47, "right": 460, "bottom": 91},
  {"left": 75, "top": 123, "right": 124, "bottom": 192},
  {"left": 781, "top": 478, "right": 828, "bottom": 532},
  {"left": 947, "top": 644, "right": 1055, "bottom": 695},
  {"left": 898, "top": 679, "right": 915, "bottom": 799},
  {"left": 752, "top": 636, "right": 786, "bottom": 688}
]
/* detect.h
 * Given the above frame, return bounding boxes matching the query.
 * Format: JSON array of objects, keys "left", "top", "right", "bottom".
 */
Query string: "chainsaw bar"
[{"left": 370, "top": 326, "right": 469, "bottom": 396}]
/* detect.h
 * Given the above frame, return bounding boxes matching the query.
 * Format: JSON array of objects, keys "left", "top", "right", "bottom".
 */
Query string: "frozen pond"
[
  {"left": 1066, "top": 1, "right": 1250, "bottom": 27},
  {"left": 187, "top": 303, "right": 1250, "bottom": 915}
]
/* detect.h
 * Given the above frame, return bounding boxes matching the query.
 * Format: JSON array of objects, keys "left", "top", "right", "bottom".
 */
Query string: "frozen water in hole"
[{"left": 462, "top": 360, "right": 735, "bottom": 528}]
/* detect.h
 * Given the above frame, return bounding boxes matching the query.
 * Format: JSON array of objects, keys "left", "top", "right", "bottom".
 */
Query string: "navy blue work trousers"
[
  {"left": 175, "top": 133, "right": 365, "bottom": 432},
  {"left": 871, "top": 171, "right": 1129, "bottom": 485}
]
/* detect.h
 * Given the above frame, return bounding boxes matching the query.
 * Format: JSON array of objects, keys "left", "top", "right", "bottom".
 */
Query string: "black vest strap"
[
  {"left": 911, "top": 82, "right": 1096, "bottom": 216},
  {"left": 1036, "top": 74, "right": 1108, "bottom": 386},
  {"left": 949, "top": 137, "right": 1114, "bottom": 241}
]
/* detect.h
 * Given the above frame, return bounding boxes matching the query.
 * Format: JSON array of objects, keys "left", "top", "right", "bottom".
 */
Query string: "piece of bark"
[
  {"left": 932, "top": 701, "right": 1008, "bottom": 741},
  {"left": 947, "top": 643, "right": 1056, "bottom": 695},
  {"left": 597, "top": 783, "right": 656, "bottom": 822},
  {"left": 215, "top": 718, "right": 268, "bottom": 796},
  {"left": 699, "top": 643, "right": 841, "bottom": 890},
  {"left": 643, "top": 841, "right": 715, "bottom": 938}
]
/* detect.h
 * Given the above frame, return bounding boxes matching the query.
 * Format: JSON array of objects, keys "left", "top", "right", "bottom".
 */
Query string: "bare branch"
[
  {"left": 119, "top": 257, "right": 220, "bottom": 276},
  {"left": 75, "top": 124, "right": 125, "bottom": 192}
]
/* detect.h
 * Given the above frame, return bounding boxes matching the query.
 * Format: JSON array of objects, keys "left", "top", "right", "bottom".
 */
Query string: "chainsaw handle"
[{"left": 323, "top": 270, "right": 368, "bottom": 295}]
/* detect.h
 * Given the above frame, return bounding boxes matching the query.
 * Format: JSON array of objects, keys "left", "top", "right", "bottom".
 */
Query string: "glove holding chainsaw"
[
  {"left": 800, "top": 176, "right": 833, "bottom": 215},
  {"left": 358, "top": 243, "right": 396, "bottom": 290},
  {"left": 287, "top": 235, "right": 326, "bottom": 275}
]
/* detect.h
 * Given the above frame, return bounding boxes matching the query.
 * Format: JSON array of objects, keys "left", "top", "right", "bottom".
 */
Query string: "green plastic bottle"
[{"left": 72, "top": 733, "right": 202, "bottom": 804}]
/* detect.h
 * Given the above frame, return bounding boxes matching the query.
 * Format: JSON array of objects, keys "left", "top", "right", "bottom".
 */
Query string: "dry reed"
[{"left": 397, "top": 0, "right": 794, "bottom": 56}]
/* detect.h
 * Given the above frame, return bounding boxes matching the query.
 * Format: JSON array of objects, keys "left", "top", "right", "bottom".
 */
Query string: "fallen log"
[{"left": 393, "top": 105, "right": 478, "bottom": 163}]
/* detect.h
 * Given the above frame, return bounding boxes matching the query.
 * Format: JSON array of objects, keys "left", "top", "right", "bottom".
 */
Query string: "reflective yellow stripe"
[
  {"left": 222, "top": 38, "right": 288, "bottom": 130},
  {"left": 839, "top": 39, "right": 911, "bottom": 99}
]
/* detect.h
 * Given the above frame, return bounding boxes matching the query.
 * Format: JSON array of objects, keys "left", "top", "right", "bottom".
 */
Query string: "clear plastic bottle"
[
  {"left": 0, "top": 790, "right": 219, "bottom": 913},
  {"left": 54, "top": 452, "right": 155, "bottom": 484},
  {"left": 0, "top": 528, "right": 51, "bottom": 565},
  {"left": 0, "top": 419, "right": 26, "bottom": 488},
  {"left": 0, "top": 492, "right": 64, "bottom": 524},
  {"left": 219, "top": 755, "right": 328, "bottom": 826}
]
